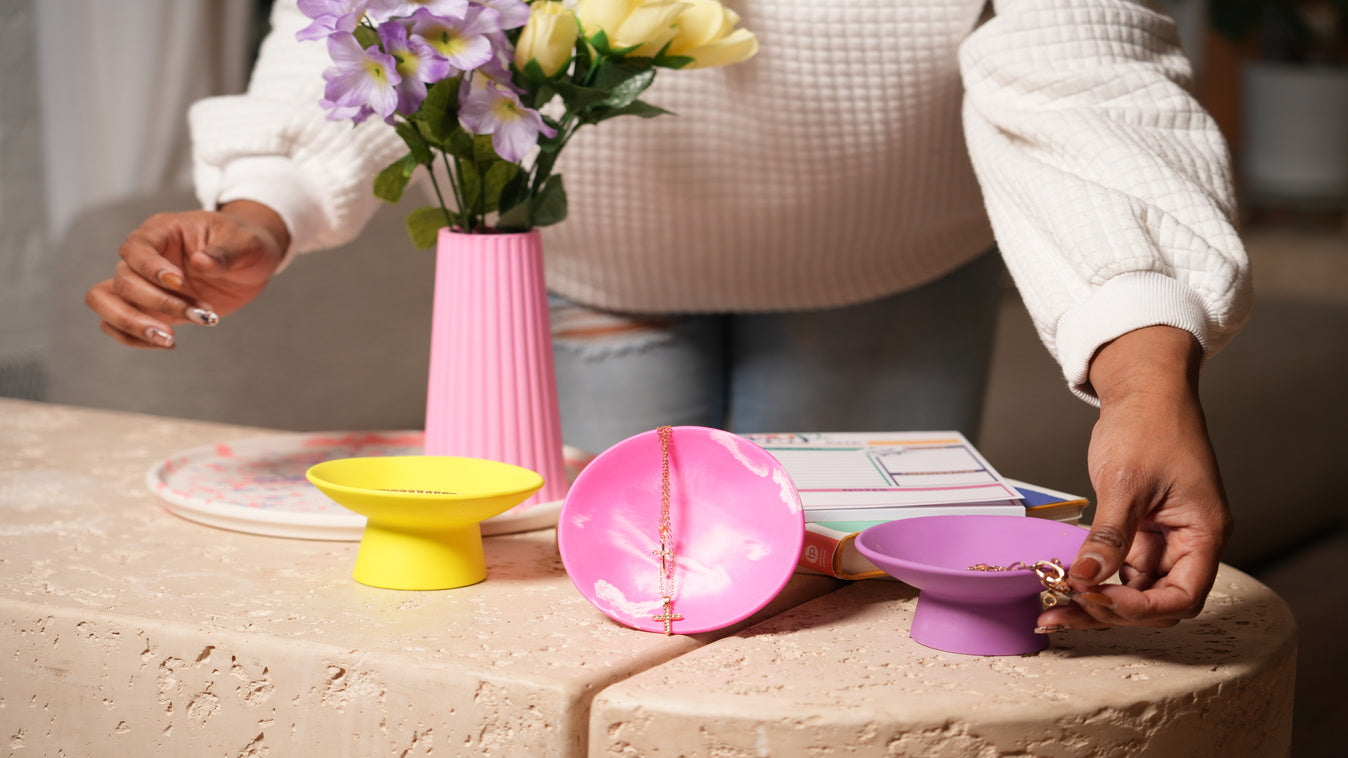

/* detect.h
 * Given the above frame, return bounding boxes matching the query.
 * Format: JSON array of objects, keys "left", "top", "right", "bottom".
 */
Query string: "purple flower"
[
  {"left": 366, "top": 0, "right": 468, "bottom": 24},
  {"left": 318, "top": 95, "right": 374, "bottom": 124},
  {"left": 472, "top": 53, "right": 522, "bottom": 92},
  {"left": 472, "top": 0, "right": 531, "bottom": 30},
  {"left": 410, "top": 5, "right": 502, "bottom": 73},
  {"left": 459, "top": 80, "right": 556, "bottom": 162},
  {"left": 321, "top": 32, "right": 402, "bottom": 123},
  {"left": 378, "top": 20, "right": 455, "bottom": 114},
  {"left": 296, "top": 0, "right": 368, "bottom": 41}
]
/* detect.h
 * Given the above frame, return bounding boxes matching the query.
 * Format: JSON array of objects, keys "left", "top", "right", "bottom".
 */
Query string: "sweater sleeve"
[
  {"left": 188, "top": 0, "right": 409, "bottom": 266},
  {"left": 959, "top": 0, "right": 1252, "bottom": 403}
]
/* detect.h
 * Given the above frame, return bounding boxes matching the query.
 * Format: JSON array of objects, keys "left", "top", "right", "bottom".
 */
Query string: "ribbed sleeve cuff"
[
  {"left": 1056, "top": 271, "right": 1210, "bottom": 405},
  {"left": 212, "top": 156, "right": 328, "bottom": 273}
]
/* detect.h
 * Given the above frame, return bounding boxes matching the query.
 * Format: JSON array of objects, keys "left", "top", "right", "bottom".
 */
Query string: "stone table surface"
[
  {"left": 592, "top": 562, "right": 1296, "bottom": 758},
  {"left": 0, "top": 399, "right": 838, "bottom": 757},
  {"left": 1, "top": 399, "right": 1298, "bottom": 757}
]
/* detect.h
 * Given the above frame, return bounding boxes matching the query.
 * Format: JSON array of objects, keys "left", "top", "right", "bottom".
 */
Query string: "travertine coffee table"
[
  {"left": 591, "top": 568, "right": 1296, "bottom": 757},
  {"left": 0, "top": 400, "right": 837, "bottom": 757},
  {"left": 1, "top": 399, "right": 1296, "bottom": 757}
]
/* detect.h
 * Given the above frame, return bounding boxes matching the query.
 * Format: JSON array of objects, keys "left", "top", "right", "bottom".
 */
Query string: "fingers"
[
  {"left": 87, "top": 269, "right": 220, "bottom": 349},
  {"left": 87, "top": 280, "right": 176, "bottom": 349},
  {"left": 111, "top": 260, "right": 220, "bottom": 322},
  {"left": 1036, "top": 532, "right": 1221, "bottom": 632},
  {"left": 98, "top": 320, "right": 172, "bottom": 349},
  {"left": 1067, "top": 506, "right": 1138, "bottom": 591},
  {"left": 188, "top": 245, "right": 231, "bottom": 276},
  {"left": 119, "top": 216, "right": 191, "bottom": 291}
]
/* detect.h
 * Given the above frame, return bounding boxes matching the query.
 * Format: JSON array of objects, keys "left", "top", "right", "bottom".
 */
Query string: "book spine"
[
  {"left": 799, "top": 525, "right": 845, "bottom": 577},
  {"left": 798, "top": 523, "right": 890, "bottom": 580}
]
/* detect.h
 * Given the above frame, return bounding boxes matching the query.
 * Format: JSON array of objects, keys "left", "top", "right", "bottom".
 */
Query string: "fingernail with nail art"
[
  {"left": 145, "top": 327, "right": 174, "bottom": 347},
  {"left": 159, "top": 271, "right": 184, "bottom": 290},
  {"left": 187, "top": 307, "right": 219, "bottom": 326},
  {"left": 1035, "top": 624, "right": 1069, "bottom": 634}
]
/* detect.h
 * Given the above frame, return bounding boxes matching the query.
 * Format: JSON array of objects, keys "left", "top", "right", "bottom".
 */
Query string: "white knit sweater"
[{"left": 190, "top": 0, "right": 1251, "bottom": 401}]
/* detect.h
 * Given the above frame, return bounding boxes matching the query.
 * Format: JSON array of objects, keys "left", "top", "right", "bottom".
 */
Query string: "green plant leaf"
[
  {"left": 552, "top": 79, "right": 612, "bottom": 111},
  {"left": 495, "top": 200, "right": 531, "bottom": 231},
  {"left": 395, "top": 120, "right": 434, "bottom": 165},
  {"left": 590, "top": 99, "right": 672, "bottom": 123},
  {"left": 482, "top": 160, "right": 520, "bottom": 213},
  {"left": 595, "top": 65, "right": 656, "bottom": 109},
  {"left": 654, "top": 52, "right": 694, "bottom": 70},
  {"left": 526, "top": 78, "right": 557, "bottom": 110},
  {"left": 530, "top": 174, "right": 568, "bottom": 228},
  {"left": 406, "top": 205, "right": 451, "bottom": 248},
  {"left": 520, "top": 58, "right": 568, "bottom": 91},
  {"left": 457, "top": 158, "right": 483, "bottom": 215},
  {"left": 353, "top": 25, "right": 380, "bottom": 50},
  {"left": 373, "top": 153, "right": 419, "bottom": 203},
  {"left": 446, "top": 128, "right": 476, "bottom": 160},
  {"left": 587, "top": 29, "right": 645, "bottom": 58},
  {"left": 416, "top": 77, "right": 461, "bottom": 143},
  {"left": 472, "top": 134, "right": 500, "bottom": 166},
  {"left": 497, "top": 170, "right": 531, "bottom": 220}
]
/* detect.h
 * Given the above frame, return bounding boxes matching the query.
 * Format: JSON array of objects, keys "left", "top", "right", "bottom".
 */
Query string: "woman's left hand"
[{"left": 1036, "top": 326, "right": 1233, "bottom": 632}]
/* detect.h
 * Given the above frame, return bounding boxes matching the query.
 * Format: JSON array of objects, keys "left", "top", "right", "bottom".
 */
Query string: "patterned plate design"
[{"left": 147, "top": 430, "right": 591, "bottom": 540}]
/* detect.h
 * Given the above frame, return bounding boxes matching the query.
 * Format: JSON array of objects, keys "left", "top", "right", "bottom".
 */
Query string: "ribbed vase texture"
[{"left": 423, "top": 229, "right": 567, "bottom": 507}]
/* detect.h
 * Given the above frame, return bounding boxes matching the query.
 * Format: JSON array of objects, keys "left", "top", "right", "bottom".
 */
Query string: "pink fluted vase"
[{"left": 423, "top": 228, "right": 568, "bottom": 531}]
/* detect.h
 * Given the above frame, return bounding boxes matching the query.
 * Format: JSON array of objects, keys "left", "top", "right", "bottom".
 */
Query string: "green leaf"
[
  {"left": 654, "top": 53, "right": 694, "bottom": 70},
  {"left": 589, "top": 99, "right": 673, "bottom": 123},
  {"left": 529, "top": 174, "right": 568, "bottom": 228},
  {"left": 457, "top": 158, "right": 483, "bottom": 215},
  {"left": 482, "top": 161, "right": 520, "bottom": 213},
  {"left": 552, "top": 79, "right": 613, "bottom": 112},
  {"left": 395, "top": 120, "right": 434, "bottom": 165},
  {"left": 446, "top": 128, "right": 476, "bottom": 160},
  {"left": 416, "top": 77, "right": 461, "bottom": 143},
  {"left": 587, "top": 29, "right": 642, "bottom": 58},
  {"left": 373, "top": 153, "right": 419, "bottom": 203},
  {"left": 595, "top": 66, "right": 656, "bottom": 109},
  {"left": 472, "top": 134, "right": 500, "bottom": 166},
  {"left": 519, "top": 58, "right": 560, "bottom": 86},
  {"left": 495, "top": 199, "right": 532, "bottom": 231},
  {"left": 406, "top": 206, "right": 451, "bottom": 248},
  {"left": 498, "top": 170, "right": 531, "bottom": 219},
  {"left": 353, "top": 25, "right": 380, "bottom": 50},
  {"left": 530, "top": 148, "right": 562, "bottom": 193},
  {"left": 526, "top": 79, "right": 557, "bottom": 110}
]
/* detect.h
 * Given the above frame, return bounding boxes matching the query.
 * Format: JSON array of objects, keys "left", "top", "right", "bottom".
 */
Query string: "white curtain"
[
  {"left": 34, "top": 0, "right": 256, "bottom": 242},
  {"left": 0, "top": 0, "right": 50, "bottom": 397},
  {"left": 0, "top": 0, "right": 256, "bottom": 398}
]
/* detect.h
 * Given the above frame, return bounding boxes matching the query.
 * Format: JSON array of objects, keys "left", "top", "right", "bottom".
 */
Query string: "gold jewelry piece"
[
  {"left": 379, "top": 488, "right": 458, "bottom": 495},
  {"left": 651, "top": 426, "right": 683, "bottom": 635},
  {"left": 968, "top": 558, "right": 1072, "bottom": 607}
]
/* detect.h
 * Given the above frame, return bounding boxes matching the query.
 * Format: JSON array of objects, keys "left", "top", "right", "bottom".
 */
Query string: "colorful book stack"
[{"left": 743, "top": 432, "right": 1089, "bottom": 580}]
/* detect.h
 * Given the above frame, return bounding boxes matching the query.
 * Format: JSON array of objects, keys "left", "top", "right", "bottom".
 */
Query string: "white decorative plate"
[{"left": 147, "top": 430, "right": 592, "bottom": 540}]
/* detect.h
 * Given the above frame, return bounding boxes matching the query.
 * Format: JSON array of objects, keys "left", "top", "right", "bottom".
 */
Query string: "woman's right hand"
[{"left": 85, "top": 200, "right": 291, "bottom": 349}]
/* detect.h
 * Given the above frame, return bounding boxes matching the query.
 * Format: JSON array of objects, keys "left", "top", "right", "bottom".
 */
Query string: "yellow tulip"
[
  {"left": 665, "top": 0, "right": 758, "bottom": 68},
  {"left": 515, "top": 1, "right": 579, "bottom": 77},
  {"left": 574, "top": 0, "right": 690, "bottom": 56}
]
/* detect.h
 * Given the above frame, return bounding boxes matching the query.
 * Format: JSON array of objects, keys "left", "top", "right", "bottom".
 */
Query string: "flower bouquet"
[
  {"left": 298, "top": 0, "right": 758, "bottom": 245},
  {"left": 296, "top": 0, "right": 756, "bottom": 529}
]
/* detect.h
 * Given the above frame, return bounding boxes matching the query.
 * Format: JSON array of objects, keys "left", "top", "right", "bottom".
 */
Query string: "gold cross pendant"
[{"left": 652, "top": 596, "right": 683, "bottom": 636}]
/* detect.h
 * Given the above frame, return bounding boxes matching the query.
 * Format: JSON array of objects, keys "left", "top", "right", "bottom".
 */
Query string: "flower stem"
[{"left": 434, "top": 148, "right": 463, "bottom": 231}]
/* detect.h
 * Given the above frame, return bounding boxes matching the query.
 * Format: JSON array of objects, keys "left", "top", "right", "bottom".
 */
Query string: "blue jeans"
[{"left": 550, "top": 252, "right": 1005, "bottom": 455}]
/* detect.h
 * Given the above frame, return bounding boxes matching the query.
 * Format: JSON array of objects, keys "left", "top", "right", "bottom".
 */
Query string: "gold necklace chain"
[
  {"left": 968, "top": 558, "right": 1072, "bottom": 606},
  {"left": 651, "top": 426, "right": 683, "bottom": 635}
]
